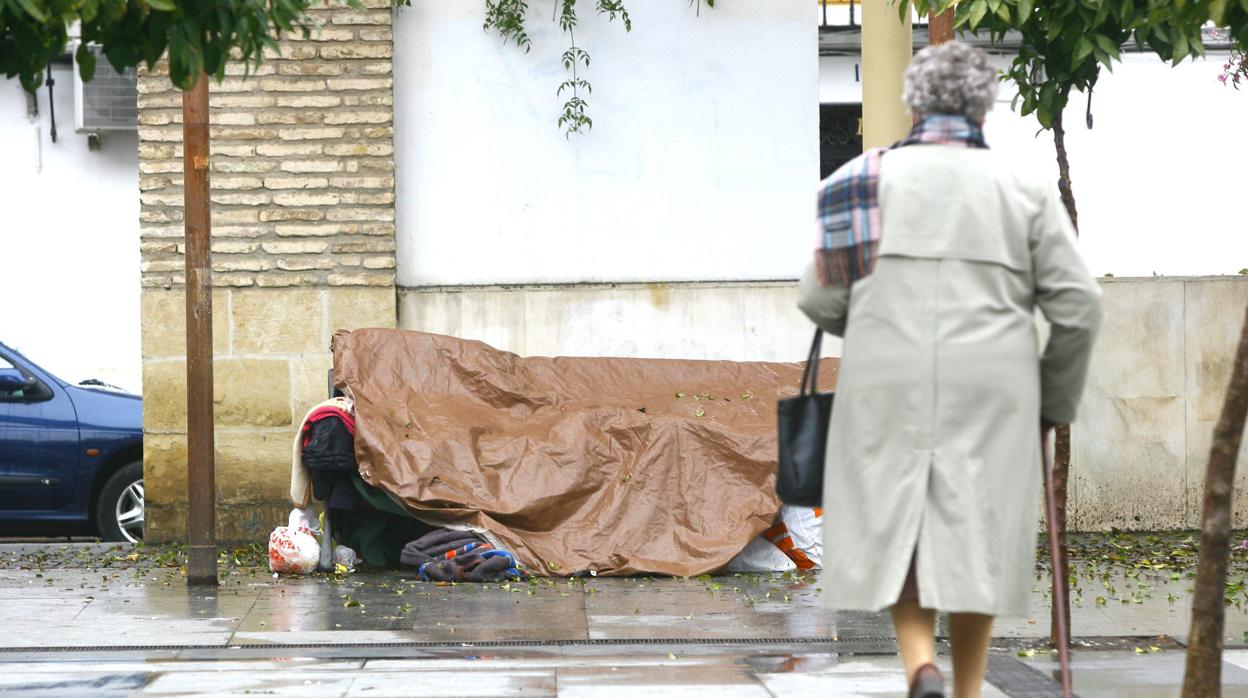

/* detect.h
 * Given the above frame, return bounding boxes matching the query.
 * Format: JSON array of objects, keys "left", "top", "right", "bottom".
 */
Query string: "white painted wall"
[
  {"left": 819, "top": 51, "right": 1248, "bottom": 277},
  {"left": 393, "top": 0, "right": 819, "bottom": 286},
  {"left": 0, "top": 67, "right": 140, "bottom": 393},
  {"left": 988, "top": 53, "right": 1248, "bottom": 278},
  {"left": 819, "top": 55, "right": 861, "bottom": 104}
]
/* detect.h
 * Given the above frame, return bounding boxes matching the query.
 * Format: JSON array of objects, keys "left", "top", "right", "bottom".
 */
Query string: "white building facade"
[{"left": 0, "top": 65, "right": 140, "bottom": 392}]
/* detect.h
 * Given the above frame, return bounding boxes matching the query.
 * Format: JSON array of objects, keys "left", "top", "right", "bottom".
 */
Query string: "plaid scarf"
[{"left": 815, "top": 114, "right": 989, "bottom": 286}]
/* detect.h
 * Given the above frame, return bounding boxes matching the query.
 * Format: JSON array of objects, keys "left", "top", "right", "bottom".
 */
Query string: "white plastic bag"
[
  {"left": 727, "top": 506, "right": 824, "bottom": 573},
  {"left": 727, "top": 535, "right": 798, "bottom": 573},
  {"left": 333, "top": 545, "right": 358, "bottom": 572},
  {"left": 268, "top": 509, "right": 320, "bottom": 575},
  {"left": 289, "top": 507, "right": 318, "bottom": 534}
]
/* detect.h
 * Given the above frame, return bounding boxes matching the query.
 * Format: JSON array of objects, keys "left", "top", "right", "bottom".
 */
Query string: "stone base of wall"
[
  {"left": 399, "top": 280, "right": 834, "bottom": 364},
  {"left": 1071, "top": 276, "right": 1248, "bottom": 531},
  {"left": 142, "top": 286, "right": 394, "bottom": 543}
]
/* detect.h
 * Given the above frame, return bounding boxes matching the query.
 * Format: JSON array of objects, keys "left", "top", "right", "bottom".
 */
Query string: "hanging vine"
[
  {"left": 482, "top": 0, "right": 712, "bottom": 136},
  {"left": 556, "top": 1, "right": 592, "bottom": 136}
]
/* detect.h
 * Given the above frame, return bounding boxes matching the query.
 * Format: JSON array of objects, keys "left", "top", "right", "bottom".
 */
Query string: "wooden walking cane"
[{"left": 1043, "top": 430, "right": 1074, "bottom": 697}]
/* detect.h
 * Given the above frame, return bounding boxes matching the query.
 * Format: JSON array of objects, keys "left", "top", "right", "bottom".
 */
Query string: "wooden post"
[{"left": 182, "top": 71, "right": 218, "bottom": 587}]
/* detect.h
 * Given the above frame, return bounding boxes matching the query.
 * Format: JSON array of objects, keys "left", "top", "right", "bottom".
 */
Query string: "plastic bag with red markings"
[{"left": 268, "top": 508, "right": 321, "bottom": 575}]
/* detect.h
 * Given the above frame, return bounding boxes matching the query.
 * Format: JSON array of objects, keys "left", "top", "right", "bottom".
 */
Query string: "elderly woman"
[{"left": 798, "top": 42, "right": 1101, "bottom": 698}]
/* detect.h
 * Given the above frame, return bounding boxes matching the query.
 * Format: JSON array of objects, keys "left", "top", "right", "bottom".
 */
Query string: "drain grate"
[
  {"left": 0, "top": 636, "right": 894, "bottom": 654},
  {"left": 985, "top": 653, "right": 1071, "bottom": 697}
]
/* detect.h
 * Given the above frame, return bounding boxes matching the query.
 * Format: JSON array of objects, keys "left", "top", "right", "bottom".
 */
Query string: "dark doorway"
[{"left": 820, "top": 103, "right": 863, "bottom": 180}]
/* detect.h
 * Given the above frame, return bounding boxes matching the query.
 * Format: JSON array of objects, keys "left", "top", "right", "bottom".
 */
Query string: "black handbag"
[{"left": 776, "top": 329, "right": 834, "bottom": 507}]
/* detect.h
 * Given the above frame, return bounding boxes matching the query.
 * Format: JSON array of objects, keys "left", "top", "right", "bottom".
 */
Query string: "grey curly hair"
[{"left": 903, "top": 41, "right": 999, "bottom": 122}]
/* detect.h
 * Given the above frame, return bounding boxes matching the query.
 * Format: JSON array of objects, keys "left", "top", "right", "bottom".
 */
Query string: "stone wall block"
[
  {"left": 328, "top": 286, "right": 397, "bottom": 334},
  {"left": 215, "top": 431, "right": 295, "bottom": 502},
  {"left": 142, "top": 360, "right": 188, "bottom": 432},
  {"left": 140, "top": 289, "right": 229, "bottom": 358},
  {"left": 292, "top": 354, "right": 336, "bottom": 418},
  {"left": 143, "top": 434, "right": 189, "bottom": 508},
  {"left": 231, "top": 288, "right": 325, "bottom": 354},
  {"left": 213, "top": 359, "right": 293, "bottom": 427}
]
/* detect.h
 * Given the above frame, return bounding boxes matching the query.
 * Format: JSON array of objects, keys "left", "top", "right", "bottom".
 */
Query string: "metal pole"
[
  {"left": 928, "top": 8, "right": 955, "bottom": 45},
  {"left": 182, "top": 71, "right": 218, "bottom": 587}
]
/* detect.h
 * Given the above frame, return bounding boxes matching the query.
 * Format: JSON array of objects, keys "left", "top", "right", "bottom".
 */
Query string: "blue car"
[{"left": 0, "top": 342, "right": 144, "bottom": 542}]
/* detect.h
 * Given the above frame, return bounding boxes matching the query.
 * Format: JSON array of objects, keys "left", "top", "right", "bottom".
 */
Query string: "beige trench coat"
[{"left": 798, "top": 146, "right": 1102, "bottom": 617}]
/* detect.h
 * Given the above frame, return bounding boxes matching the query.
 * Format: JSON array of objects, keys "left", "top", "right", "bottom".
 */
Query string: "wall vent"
[{"left": 73, "top": 44, "right": 138, "bottom": 132}]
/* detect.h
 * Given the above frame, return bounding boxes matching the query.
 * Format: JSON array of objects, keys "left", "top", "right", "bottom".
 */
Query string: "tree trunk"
[
  {"left": 1053, "top": 112, "right": 1079, "bottom": 230},
  {"left": 1050, "top": 111, "right": 1076, "bottom": 648},
  {"left": 1182, "top": 304, "right": 1248, "bottom": 697}
]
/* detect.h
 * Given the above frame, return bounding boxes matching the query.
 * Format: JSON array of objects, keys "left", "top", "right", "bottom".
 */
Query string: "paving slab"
[{"left": 1025, "top": 649, "right": 1248, "bottom": 697}]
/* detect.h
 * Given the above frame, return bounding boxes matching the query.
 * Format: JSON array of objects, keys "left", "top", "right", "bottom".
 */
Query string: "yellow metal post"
[{"left": 861, "top": 0, "right": 912, "bottom": 149}]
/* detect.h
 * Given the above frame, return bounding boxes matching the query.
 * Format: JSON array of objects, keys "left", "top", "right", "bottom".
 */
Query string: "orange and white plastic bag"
[
  {"left": 763, "top": 506, "right": 823, "bottom": 570},
  {"left": 727, "top": 506, "right": 823, "bottom": 572}
]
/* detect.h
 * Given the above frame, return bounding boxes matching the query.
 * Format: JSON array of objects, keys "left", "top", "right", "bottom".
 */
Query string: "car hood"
[{"left": 65, "top": 385, "right": 143, "bottom": 434}]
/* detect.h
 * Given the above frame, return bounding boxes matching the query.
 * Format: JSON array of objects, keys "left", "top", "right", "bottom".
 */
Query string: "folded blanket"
[
  {"left": 399, "top": 529, "right": 484, "bottom": 566},
  {"left": 418, "top": 549, "right": 524, "bottom": 582},
  {"left": 400, "top": 528, "right": 524, "bottom": 582}
]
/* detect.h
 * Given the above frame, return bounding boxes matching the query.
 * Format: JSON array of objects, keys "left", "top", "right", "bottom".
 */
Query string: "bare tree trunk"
[
  {"left": 1053, "top": 112, "right": 1079, "bottom": 230},
  {"left": 1050, "top": 110, "right": 1077, "bottom": 648},
  {"left": 1182, "top": 304, "right": 1248, "bottom": 697}
]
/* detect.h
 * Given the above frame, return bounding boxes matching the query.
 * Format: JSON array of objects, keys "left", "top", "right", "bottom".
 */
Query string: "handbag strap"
[{"left": 799, "top": 329, "right": 823, "bottom": 396}]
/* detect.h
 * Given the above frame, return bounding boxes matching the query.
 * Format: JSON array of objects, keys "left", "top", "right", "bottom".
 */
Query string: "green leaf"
[
  {"left": 1036, "top": 105, "right": 1054, "bottom": 129},
  {"left": 1173, "top": 29, "right": 1189, "bottom": 62},
  {"left": 1046, "top": 17, "right": 1064, "bottom": 42},
  {"left": 967, "top": 0, "right": 988, "bottom": 30},
  {"left": 80, "top": 0, "right": 100, "bottom": 23},
  {"left": 1016, "top": 0, "right": 1034, "bottom": 19},
  {"left": 1092, "top": 1, "right": 1110, "bottom": 28},
  {"left": 1118, "top": 0, "right": 1133, "bottom": 24},
  {"left": 75, "top": 43, "right": 97, "bottom": 83},
  {"left": 1093, "top": 34, "right": 1120, "bottom": 58},
  {"left": 147, "top": 0, "right": 177, "bottom": 11},
  {"left": 1073, "top": 36, "right": 1094, "bottom": 64},
  {"left": 1210, "top": 0, "right": 1230, "bottom": 24},
  {"left": 13, "top": 0, "right": 49, "bottom": 22}
]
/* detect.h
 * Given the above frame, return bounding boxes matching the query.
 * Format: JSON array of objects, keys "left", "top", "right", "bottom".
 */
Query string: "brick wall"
[{"left": 136, "top": 0, "right": 398, "bottom": 543}]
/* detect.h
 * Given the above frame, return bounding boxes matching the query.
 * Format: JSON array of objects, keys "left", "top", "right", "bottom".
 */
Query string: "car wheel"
[{"left": 97, "top": 461, "right": 144, "bottom": 543}]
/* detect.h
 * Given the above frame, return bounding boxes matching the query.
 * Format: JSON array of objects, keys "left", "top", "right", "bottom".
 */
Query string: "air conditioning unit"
[{"left": 73, "top": 44, "right": 138, "bottom": 133}]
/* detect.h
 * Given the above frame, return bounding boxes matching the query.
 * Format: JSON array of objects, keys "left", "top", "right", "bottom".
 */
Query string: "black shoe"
[{"left": 909, "top": 662, "right": 945, "bottom": 698}]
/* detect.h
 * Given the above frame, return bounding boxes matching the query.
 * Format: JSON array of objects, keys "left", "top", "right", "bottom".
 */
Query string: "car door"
[{"left": 0, "top": 353, "right": 80, "bottom": 512}]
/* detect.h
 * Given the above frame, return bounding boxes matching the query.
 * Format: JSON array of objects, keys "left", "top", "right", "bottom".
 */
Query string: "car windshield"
[{"left": 0, "top": 344, "right": 37, "bottom": 367}]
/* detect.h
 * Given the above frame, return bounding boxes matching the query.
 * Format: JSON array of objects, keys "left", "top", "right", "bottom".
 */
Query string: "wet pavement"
[{"left": 4, "top": 543, "right": 1248, "bottom": 695}]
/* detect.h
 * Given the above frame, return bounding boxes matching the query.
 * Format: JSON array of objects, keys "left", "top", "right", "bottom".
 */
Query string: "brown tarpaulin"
[{"left": 332, "top": 328, "right": 838, "bottom": 577}]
